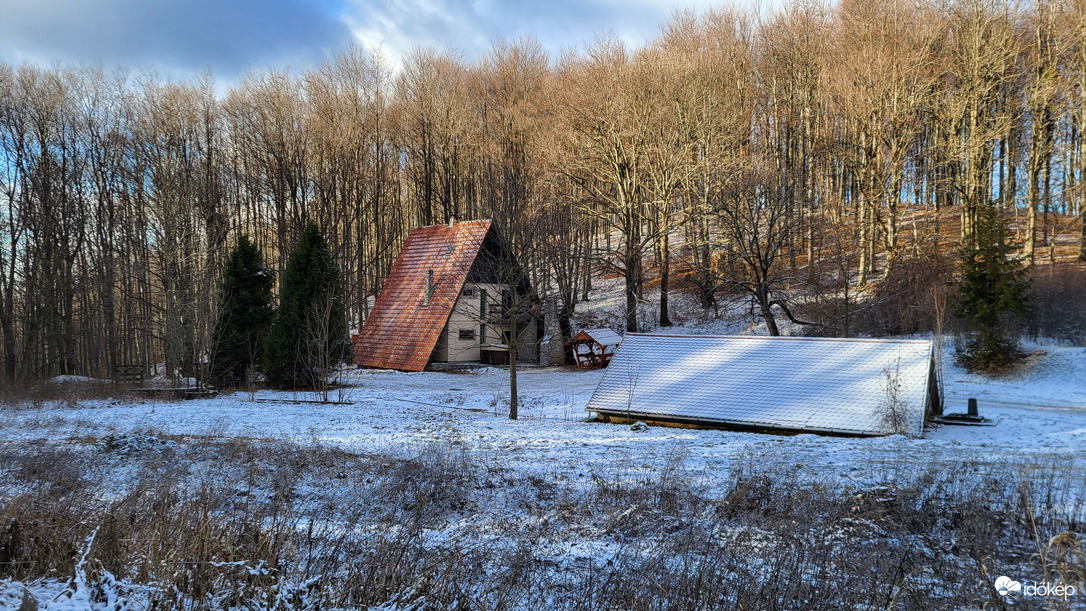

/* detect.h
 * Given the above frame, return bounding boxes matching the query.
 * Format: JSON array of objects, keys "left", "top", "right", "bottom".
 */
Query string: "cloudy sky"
[{"left": 0, "top": 0, "right": 781, "bottom": 81}]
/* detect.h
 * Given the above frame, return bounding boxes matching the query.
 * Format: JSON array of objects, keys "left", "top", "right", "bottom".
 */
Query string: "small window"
[
  {"left": 462, "top": 288, "right": 476, "bottom": 298},
  {"left": 458, "top": 328, "right": 476, "bottom": 340}
]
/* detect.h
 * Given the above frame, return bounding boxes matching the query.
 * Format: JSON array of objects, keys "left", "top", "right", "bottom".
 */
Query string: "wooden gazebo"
[{"left": 566, "top": 328, "right": 623, "bottom": 369}]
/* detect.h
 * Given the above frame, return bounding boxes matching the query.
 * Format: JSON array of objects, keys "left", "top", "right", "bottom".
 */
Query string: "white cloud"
[
  {"left": 340, "top": 0, "right": 786, "bottom": 74},
  {"left": 342, "top": 0, "right": 493, "bottom": 69}
]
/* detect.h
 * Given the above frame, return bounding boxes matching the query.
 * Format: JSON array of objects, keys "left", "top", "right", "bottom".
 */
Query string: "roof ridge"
[
  {"left": 624, "top": 333, "right": 932, "bottom": 345},
  {"left": 415, "top": 218, "right": 492, "bottom": 229}
]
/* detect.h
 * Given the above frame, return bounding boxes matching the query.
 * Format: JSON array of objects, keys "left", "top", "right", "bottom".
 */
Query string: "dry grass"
[
  {"left": 0, "top": 438, "right": 1083, "bottom": 610},
  {"left": 0, "top": 377, "right": 135, "bottom": 409}
]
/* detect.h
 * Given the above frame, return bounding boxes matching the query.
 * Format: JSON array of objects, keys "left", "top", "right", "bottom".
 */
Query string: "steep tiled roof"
[
  {"left": 587, "top": 334, "right": 936, "bottom": 436},
  {"left": 354, "top": 220, "right": 491, "bottom": 371}
]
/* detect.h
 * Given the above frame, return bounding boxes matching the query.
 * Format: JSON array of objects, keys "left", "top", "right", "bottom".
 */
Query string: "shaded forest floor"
[{"left": 571, "top": 208, "right": 1086, "bottom": 345}]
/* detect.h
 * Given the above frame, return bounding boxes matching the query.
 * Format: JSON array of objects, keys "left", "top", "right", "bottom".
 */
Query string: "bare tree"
[
  {"left": 0, "top": 63, "right": 22, "bottom": 381},
  {"left": 683, "top": 8, "right": 757, "bottom": 315},
  {"left": 713, "top": 165, "right": 813, "bottom": 336},
  {"left": 935, "top": 0, "right": 1023, "bottom": 241},
  {"left": 3, "top": 1, "right": 1086, "bottom": 384},
  {"left": 561, "top": 37, "right": 653, "bottom": 333},
  {"left": 475, "top": 38, "right": 549, "bottom": 419},
  {"left": 1023, "top": 0, "right": 1060, "bottom": 265},
  {"left": 642, "top": 23, "right": 703, "bottom": 327},
  {"left": 825, "top": 0, "right": 937, "bottom": 281}
]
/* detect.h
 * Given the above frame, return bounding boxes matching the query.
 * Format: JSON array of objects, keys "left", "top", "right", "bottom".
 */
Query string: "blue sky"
[{"left": 0, "top": 0, "right": 781, "bottom": 81}]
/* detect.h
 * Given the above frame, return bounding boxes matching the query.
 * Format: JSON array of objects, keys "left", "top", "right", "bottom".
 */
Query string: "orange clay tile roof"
[{"left": 354, "top": 219, "right": 492, "bottom": 371}]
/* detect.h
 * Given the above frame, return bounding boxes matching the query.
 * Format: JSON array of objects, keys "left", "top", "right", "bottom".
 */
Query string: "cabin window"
[
  {"left": 462, "top": 287, "right": 476, "bottom": 298},
  {"left": 458, "top": 328, "right": 475, "bottom": 340}
]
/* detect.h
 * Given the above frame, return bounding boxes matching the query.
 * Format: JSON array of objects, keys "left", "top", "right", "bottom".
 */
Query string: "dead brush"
[
  {"left": 0, "top": 377, "right": 134, "bottom": 410},
  {"left": 592, "top": 451, "right": 704, "bottom": 539},
  {"left": 0, "top": 465, "right": 96, "bottom": 582},
  {"left": 1041, "top": 532, "right": 1085, "bottom": 596},
  {"left": 1027, "top": 263, "right": 1086, "bottom": 344},
  {"left": 719, "top": 451, "right": 849, "bottom": 524},
  {"left": 1, "top": 439, "right": 1084, "bottom": 610},
  {"left": 378, "top": 442, "right": 476, "bottom": 522}
]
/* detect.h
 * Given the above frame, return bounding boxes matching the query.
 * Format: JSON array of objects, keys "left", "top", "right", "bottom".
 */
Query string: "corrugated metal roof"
[
  {"left": 586, "top": 334, "right": 934, "bottom": 436},
  {"left": 354, "top": 220, "right": 491, "bottom": 372}
]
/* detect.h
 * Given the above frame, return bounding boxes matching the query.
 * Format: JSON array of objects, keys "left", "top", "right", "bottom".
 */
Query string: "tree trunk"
[
  {"left": 759, "top": 292, "right": 780, "bottom": 336},
  {"left": 858, "top": 194, "right": 868, "bottom": 286},
  {"left": 508, "top": 310, "right": 518, "bottom": 420},
  {"left": 0, "top": 305, "right": 14, "bottom": 381},
  {"left": 1080, "top": 210, "right": 1086, "bottom": 262},
  {"left": 1025, "top": 151, "right": 1039, "bottom": 264},
  {"left": 1076, "top": 16, "right": 1086, "bottom": 261},
  {"left": 658, "top": 230, "right": 671, "bottom": 327},
  {"left": 623, "top": 205, "right": 641, "bottom": 333}
]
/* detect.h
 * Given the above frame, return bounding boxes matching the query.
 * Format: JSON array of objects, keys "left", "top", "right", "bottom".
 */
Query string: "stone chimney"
[
  {"left": 424, "top": 269, "right": 434, "bottom": 305},
  {"left": 539, "top": 296, "right": 566, "bottom": 367},
  {"left": 448, "top": 216, "right": 456, "bottom": 228}
]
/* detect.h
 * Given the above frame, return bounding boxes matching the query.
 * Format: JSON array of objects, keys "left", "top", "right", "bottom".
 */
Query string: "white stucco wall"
[{"left": 435, "top": 283, "right": 509, "bottom": 362}]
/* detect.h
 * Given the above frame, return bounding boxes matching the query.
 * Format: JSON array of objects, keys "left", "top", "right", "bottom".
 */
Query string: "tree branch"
[{"left": 769, "top": 299, "right": 823, "bottom": 328}]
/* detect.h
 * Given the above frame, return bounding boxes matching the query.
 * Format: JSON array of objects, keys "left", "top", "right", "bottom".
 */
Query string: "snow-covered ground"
[
  {"left": 2, "top": 343, "right": 1084, "bottom": 489},
  {"left": 2, "top": 334, "right": 1084, "bottom": 609}
]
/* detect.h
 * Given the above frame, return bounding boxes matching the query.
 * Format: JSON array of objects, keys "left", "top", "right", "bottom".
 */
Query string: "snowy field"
[
  {"left": 1, "top": 342, "right": 1084, "bottom": 609},
  {"left": 2, "top": 343, "right": 1084, "bottom": 480}
]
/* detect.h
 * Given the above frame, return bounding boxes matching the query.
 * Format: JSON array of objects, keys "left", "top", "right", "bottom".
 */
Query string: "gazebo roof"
[{"left": 566, "top": 328, "right": 623, "bottom": 347}]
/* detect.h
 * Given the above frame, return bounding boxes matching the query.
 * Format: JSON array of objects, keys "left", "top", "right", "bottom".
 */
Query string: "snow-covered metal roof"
[{"left": 586, "top": 334, "right": 936, "bottom": 436}]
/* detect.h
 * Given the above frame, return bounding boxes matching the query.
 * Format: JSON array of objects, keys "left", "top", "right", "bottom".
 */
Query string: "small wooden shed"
[{"left": 566, "top": 328, "right": 623, "bottom": 368}]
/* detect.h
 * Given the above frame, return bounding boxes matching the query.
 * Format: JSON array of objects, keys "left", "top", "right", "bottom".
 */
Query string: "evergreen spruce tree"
[
  {"left": 263, "top": 223, "right": 350, "bottom": 389},
  {"left": 954, "top": 206, "right": 1031, "bottom": 369},
  {"left": 209, "top": 236, "right": 274, "bottom": 386}
]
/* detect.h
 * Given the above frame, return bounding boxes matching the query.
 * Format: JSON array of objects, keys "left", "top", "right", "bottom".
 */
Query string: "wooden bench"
[
  {"left": 114, "top": 364, "right": 145, "bottom": 386},
  {"left": 135, "top": 386, "right": 218, "bottom": 400}
]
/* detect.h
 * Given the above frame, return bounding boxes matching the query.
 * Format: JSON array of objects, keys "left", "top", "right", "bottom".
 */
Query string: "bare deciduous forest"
[{"left": 2, "top": 0, "right": 1086, "bottom": 383}]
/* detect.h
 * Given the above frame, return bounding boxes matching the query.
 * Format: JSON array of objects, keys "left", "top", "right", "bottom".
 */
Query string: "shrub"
[
  {"left": 263, "top": 223, "right": 350, "bottom": 389},
  {"left": 954, "top": 207, "right": 1031, "bottom": 370},
  {"left": 844, "top": 250, "right": 956, "bottom": 338},
  {"left": 209, "top": 235, "right": 274, "bottom": 387},
  {"left": 1026, "top": 263, "right": 1086, "bottom": 344}
]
